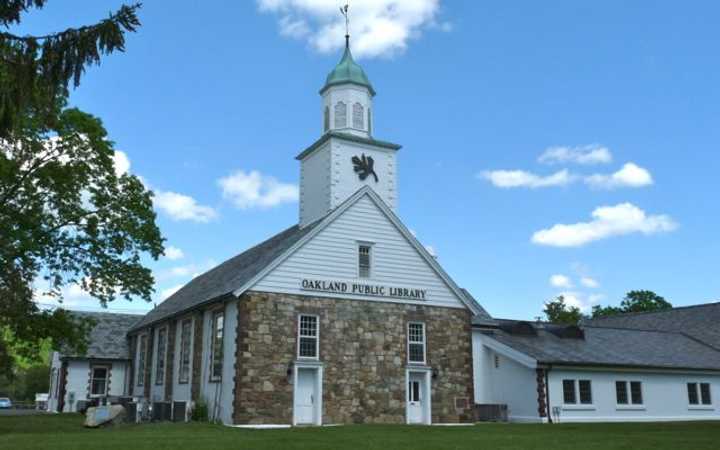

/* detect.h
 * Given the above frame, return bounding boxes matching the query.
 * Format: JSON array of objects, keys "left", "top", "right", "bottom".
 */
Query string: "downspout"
[{"left": 545, "top": 365, "right": 552, "bottom": 424}]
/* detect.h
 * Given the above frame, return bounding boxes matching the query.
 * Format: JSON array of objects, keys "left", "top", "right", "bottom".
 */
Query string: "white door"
[
  {"left": 296, "top": 369, "right": 316, "bottom": 424},
  {"left": 407, "top": 373, "right": 425, "bottom": 424}
]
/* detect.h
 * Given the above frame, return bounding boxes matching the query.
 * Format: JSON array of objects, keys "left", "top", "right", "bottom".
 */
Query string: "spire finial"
[{"left": 340, "top": 3, "right": 350, "bottom": 48}]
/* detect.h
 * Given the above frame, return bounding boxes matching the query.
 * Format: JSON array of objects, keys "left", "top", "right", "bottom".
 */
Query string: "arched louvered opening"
[
  {"left": 334, "top": 101, "right": 347, "bottom": 128},
  {"left": 323, "top": 106, "right": 330, "bottom": 132},
  {"left": 353, "top": 102, "right": 364, "bottom": 130}
]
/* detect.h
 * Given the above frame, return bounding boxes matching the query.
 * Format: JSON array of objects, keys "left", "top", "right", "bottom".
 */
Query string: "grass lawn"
[{"left": 2, "top": 414, "right": 720, "bottom": 450}]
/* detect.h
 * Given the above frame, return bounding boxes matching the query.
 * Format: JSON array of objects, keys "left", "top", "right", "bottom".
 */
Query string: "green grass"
[{"left": 2, "top": 414, "right": 720, "bottom": 450}]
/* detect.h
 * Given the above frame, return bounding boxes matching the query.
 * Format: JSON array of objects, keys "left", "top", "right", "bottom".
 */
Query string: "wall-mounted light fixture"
[
  {"left": 286, "top": 362, "right": 294, "bottom": 384},
  {"left": 432, "top": 368, "right": 439, "bottom": 379}
]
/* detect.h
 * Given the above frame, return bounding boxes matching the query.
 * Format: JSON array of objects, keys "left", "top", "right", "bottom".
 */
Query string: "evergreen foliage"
[
  {"left": 0, "top": 1, "right": 141, "bottom": 136},
  {"left": 543, "top": 295, "right": 584, "bottom": 325}
]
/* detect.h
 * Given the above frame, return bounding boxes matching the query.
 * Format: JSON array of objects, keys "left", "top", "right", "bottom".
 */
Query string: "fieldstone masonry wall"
[{"left": 233, "top": 291, "right": 474, "bottom": 425}]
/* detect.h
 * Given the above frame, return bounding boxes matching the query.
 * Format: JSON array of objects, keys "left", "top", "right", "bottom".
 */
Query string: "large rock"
[{"left": 84, "top": 405, "right": 126, "bottom": 428}]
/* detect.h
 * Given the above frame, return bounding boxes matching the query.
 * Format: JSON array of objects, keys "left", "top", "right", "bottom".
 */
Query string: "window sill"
[
  {"left": 616, "top": 405, "right": 646, "bottom": 411},
  {"left": 208, "top": 377, "right": 222, "bottom": 384},
  {"left": 562, "top": 405, "right": 596, "bottom": 411},
  {"left": 688, "top": 405, "right": 715, "bottom": 411}
]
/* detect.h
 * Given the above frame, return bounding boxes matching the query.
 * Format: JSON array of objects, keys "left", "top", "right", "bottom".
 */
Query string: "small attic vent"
[{"left": 500, "top": 321, "right": 537, "bottom": 336}]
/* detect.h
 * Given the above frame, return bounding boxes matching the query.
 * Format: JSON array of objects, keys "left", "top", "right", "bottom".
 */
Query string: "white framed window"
[
  {"left": 353, "top": 102, "right": 364, "bottom": 129},
  {"left": 178, "top": 319, "right": 192, "bottom": 384},
  {"left": 323, "top": 106, "right": 330, "bottom": 132},
  {"left": 688, "top": 382, "right": 712, "bottom": 406},
  {"left": 334, "top": 101, "right": 347, "bottom": 128},
  {"left": 616, "top": 380, "right": 644, "bottom": 405},
  {"left": 578, "top": 380, "right": 592, "bottom": 404},
  {"left": 562, "top": 379, "right": 576, "bottom": 404},
  {"left": 297, "top": 314, "right": 319, "bottom": 359},
  {"left": 90, "top": 365, "right": 109, "bottom": 397},
  {"left": 210, "top": 311, "right": 224, "bottom": 381},
  {"left": 358, "top": 244, "right": 371, "bottom": 278},
  {"left": 155, "top": 327, "right": 167, "bottom": 385},
  {"left": 136, "top": 334, "right": 147, "bottom": 387},
  {"left": 407, "top": 322, "right": 426, "bottom": 364}
]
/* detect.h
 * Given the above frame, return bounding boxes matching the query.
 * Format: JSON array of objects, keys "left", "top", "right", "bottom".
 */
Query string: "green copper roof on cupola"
[{"left": 320, "top": 39, "right": 376, "bottom": 96}]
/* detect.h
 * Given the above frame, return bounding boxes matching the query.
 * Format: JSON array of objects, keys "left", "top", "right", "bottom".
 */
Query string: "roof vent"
[
  {"left": 547, "top": 324, "right": 585, "bottom": 339},
  {"left": 500, "top": 321, "right": 537, "bottom": 336}
]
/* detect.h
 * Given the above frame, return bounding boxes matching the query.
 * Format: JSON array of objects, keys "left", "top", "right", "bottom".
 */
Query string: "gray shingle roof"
[
  {"left": 130, "top": 222, "right": 320, "bottom": 332},
  {"left": 585, "top": 302, "right": 720, "bottom": 351},
  {"left": 63, "top": 311, "right": 142, "bottom": 360},
  {"left": 484, "top": 321, "right": 720, "bottom": 371}
]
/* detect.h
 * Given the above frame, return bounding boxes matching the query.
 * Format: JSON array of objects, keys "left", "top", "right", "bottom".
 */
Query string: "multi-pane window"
[
  {"left": 616, "top": 381, "right": 644, "bottom": 405},
  {"left": 700, "top": 383, "right": 712, "bottom": 405},
  {"left": 562, "top": 379, "right": 576, "bottom": 404},
  {"left": 688, "top": 382, "right": 712, "bottom": 405},
  {"left": 578, "top": 380, "right": 593, "bottom": 404},
  {"left": 298, "top": 315, "right": 319, "bottom": 359},
  {"left": 210, "top": 311, "right": 224, "bottom": 381},
  {"left": 155, "top": 327, "right": 167, "bottom": 385},
  {"left": 324, "top": 106, "right": 330, "bottom": 132},
  {"left": 90, "top": 366, "right": 109, "bottom": 396},
  {"left": 630, "top": 381, "right": 643, "bottom": 405},
  {"left": 407, "top": 323, "right": 426, "bottom": 364},
  {"left": 358, "top": 245, "right": 371, "bottom": 278},
  {"left": 353, "top": 102, "right": 364, "bottom": 129},
  {"left": 136, "top": 334, "right": 147, "bottom": 386},
  {"left": 334, "top": 101, "right": 347, "bottom": 128},
  {"left": 616, "top": 381, "right": 629, "bottom": 404},
  {"left": 178, "top": 320, "right": 192, "bottom": 384}
]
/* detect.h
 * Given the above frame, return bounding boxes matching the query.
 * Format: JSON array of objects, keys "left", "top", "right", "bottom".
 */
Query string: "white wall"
[
  {"left": 47, "top": 352, "right": 62, "bottom": 412},
  {"left": 472, "top": 333, "right": 540, "bottom": 422},
  {"left": 255, "top": 195, "right": 465, "bottom": 310},
  {"left": 172, "top": 315, "right": 194, "bottom": 402},
  {"left": 548, "top": 368, "right": 720, "bottom": 422},
  {"left": 62, "top": 360, "right": 89, "bottom": 412},
  {"left": 299, "top": 141, "right": 332, "bottom": 227},
  {"left": 198, "top": 300, "right": 237, "bottom": 425},
  {"left": 322, "top": 84, "right": 373, "bottom": 137},
  {"left": 149, "top": 325, "right": 167, "bottom": 402}
]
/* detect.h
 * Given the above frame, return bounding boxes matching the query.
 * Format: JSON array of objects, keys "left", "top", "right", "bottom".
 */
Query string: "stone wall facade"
[{"left": 233, "top": 291, "right": 474, "bottom": 425}]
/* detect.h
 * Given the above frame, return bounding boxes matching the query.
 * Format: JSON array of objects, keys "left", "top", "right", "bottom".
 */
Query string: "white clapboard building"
[{"left": 48, "top": 39, "right": 720, "bottom": 425}]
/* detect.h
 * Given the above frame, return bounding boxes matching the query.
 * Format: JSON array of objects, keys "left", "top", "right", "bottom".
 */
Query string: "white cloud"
[
  {"left": 164, "top": 246, "right": 184, "bottom": 261},
  {"left": 538, "top": 145, "right": 612, "bottom": 165},
  {"left": 549, "top": 274, "right": 573, "bottom": 289},
  {"left": 585, "top": 163, "right": 653, "bottom": 189},
  {"left": 559, "top": 291, "right": 604, "bottom": 313},
  {"left": 157, "top": 260, "right": 217, "bottom": 282},
  {"left": 532, "top": 203, "right": 677, "bottom": 247},
  {"left": 257, "top": 0, "right": 445, "bottom": 58},
  {"left": 160, "top": 284, "right": 183, "bottom": 301},
  {"left": 479, "top": 169, "right": 574, "bottom": 189},
  {"left": 218, "top": 170, "right": 298, "bottom": 209},
  {"left": 113, "top": 151, "right": 131, "bottom": 176},
  {"left": 424, "top": 245, "right": 437, "bottom": 257},
  {"left": 154, "top": 190, "right": 218, "bottom": 223},
  {"left": 580, "top": 276, "right": 600, "bottom": 288}
]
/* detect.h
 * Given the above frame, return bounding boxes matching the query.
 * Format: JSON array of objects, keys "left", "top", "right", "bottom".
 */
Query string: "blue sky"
[{"left": 18, "top": 1, "right": 720, "bottom": 318}]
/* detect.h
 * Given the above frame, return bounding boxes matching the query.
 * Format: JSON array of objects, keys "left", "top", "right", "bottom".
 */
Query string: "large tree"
[
  {"left": 543, "top": 295, "right": 584, "bottom": 325},
  {"left": 591, "top": 290, "right": 672, "bottom": 318},
  {"left": 0, "top": 2, "right": 163, "bottom": 378}
]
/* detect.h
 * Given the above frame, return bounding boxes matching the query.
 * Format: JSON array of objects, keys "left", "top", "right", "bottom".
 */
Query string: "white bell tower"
[{"left": 297, "top": 33, "right": 401, "bottom": 227}]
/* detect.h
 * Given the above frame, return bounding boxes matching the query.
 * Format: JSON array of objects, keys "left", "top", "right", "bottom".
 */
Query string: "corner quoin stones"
[{"left": 233, "top": 291, "right": 474, "bottom": 425}]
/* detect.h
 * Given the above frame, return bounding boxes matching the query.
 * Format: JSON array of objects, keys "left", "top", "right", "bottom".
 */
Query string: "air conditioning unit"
[{"left": 473, "top": 404, "right": 509, "bottom": 422}]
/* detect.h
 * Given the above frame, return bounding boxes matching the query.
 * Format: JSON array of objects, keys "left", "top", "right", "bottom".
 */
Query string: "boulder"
[{"left": 84, "top": 405, "right": 126, "bottom": 428}]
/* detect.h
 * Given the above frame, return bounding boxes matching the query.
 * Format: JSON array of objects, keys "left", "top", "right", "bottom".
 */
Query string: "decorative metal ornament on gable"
[{"left": 352, "top": 154, "right": 379, "bottom": 182}]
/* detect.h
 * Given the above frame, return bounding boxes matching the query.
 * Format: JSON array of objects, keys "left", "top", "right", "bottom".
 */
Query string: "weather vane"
[{"left": 340, "top": 3, "right": 350, "bottom": 47}]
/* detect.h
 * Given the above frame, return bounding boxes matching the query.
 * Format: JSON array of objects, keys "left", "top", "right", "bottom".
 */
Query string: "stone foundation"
[{"left": 233, "top": 291, "right": 474, "bottom": 424}]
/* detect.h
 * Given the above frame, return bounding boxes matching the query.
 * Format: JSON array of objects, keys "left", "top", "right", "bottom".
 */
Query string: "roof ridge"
[{"left": 588, "top": 301, "right": 720, "bottom": 321}]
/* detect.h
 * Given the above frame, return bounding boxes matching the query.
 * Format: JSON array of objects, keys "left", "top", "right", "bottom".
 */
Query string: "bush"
[{"left": 190, "top": 399, "right": 208, "bottom": 422}]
